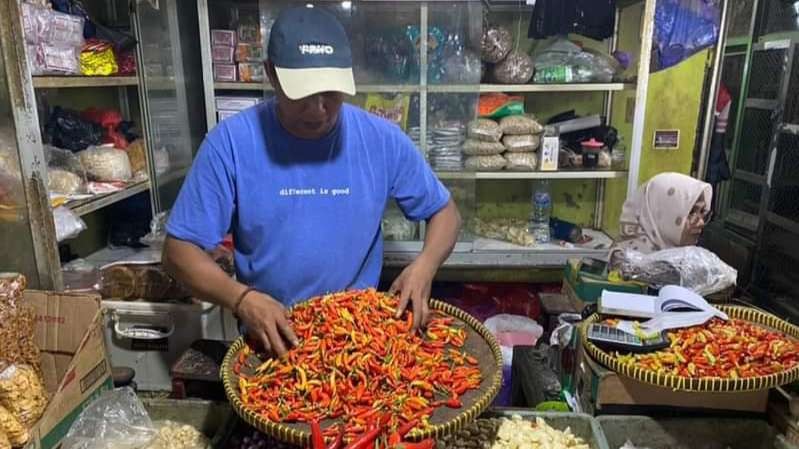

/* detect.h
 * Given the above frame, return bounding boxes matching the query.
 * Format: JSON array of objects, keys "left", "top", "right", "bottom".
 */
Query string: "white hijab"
[{"left": 613, "top": 173, "right": 712, "bottom": 256}]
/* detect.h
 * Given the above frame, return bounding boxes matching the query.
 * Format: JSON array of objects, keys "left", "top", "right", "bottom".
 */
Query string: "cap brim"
[{"left": 274, "top": 66, "right": 356, "bottom": 100}]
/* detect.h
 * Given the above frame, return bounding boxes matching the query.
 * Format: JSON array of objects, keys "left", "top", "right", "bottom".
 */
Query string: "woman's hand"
[{"left": 237, "top": 291, "right": 299, "bottom": 356}]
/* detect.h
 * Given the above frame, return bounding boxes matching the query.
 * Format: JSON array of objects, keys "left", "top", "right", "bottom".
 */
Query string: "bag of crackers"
[{"left": 0, "top": 274, "right": 48, "bottom": 448}]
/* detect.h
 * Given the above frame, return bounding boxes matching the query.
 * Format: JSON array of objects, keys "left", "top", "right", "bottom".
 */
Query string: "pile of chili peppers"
[
  {"left": 614, "top": 318, "right": 799, "bottom": 379},
  {"left": 233, "top": 289, "right": 483, "bottom": 447}
]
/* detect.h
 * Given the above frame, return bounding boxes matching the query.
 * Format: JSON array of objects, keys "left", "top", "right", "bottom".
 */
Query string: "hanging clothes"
[
  {"left": 528, "top": 0, "right": 616, "bottom": 41},
  {"left": 706, "top": 83, "right": 732, "bottom": 194}
]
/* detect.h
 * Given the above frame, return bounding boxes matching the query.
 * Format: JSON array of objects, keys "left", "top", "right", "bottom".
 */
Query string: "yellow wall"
[{"left": 602, "top": 3, "right": 710, "bottom": 237}]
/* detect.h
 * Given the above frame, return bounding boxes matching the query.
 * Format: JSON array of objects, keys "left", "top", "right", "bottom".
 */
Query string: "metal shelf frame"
[{"left": 194, "top": 0, "right": 655, "bottom": 266}]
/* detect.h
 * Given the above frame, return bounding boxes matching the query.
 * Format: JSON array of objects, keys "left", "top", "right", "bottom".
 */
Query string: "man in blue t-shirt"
[{"left": 162, "top": 6, "right": 461, "bottom": 356}]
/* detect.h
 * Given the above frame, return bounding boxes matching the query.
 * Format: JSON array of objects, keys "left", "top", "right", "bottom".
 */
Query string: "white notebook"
[{"left": 599, "top": 285, "right": 726, "bottom": 319}]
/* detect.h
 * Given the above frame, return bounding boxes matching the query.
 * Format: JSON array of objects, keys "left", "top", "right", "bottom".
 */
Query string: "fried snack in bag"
[
  {"left": 0, "top": 430, "right": 9, "bottom": 449},
  {"left": 0, "top": 365, "right": 47, "bottom": 428},
  {"left": 0, "top": 274, "right": 40, "bottom": 373},
  {"left": 0, "top": 404, "right": 28, "bottom": 447}
]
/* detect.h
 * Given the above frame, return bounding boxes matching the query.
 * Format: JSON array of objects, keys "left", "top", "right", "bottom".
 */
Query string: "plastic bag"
[
  {"left": 464, "top": 154, "right": 506, "bottom": 171},
  {"left": 27, "top": 43, "right": 81, "bottom": 75},
  {"left": 80, "top": 39, "right": 118, "bottom": 76},
  {"left": 492, "top": 51, "right": 534, "bottom": 84},
  {"left": 619, "top": 246, "right": 737, "bottom": 296},
  {"left": 462, "top": 139, "right": 505, "bottom": 156},
  {"left": 21, "top": 2, "right": 84, "bottom": 47},
  {"left": 79, "top": 146, "right": 132, "bottom": 182},
  {"left": 0, "top": 364, "right": 47, "bottom": 428},
  {"left": 365, "top": 94, "right": 411, "bottom": 131},
  {"left": 466, "top": 118, "right": 502, "bottom": 142},
  {"left": 478, "top": 93, "right": 525, "bottom": 119},
  {"left": 53, "top": 206, "right": 87, "bottom": 242},
  {"left": 0, "top": 403, "right": 28, "bottom": 447},
  {"left": 0, "top": 274, "right": 41, "bottom": 373},
  {"left": 654, "top": 0, "right": 720, "bottom": 71},
  {"left": 499, "top": 115, "right": 543, "bottom": 135},
  {"left": 62, "top": 387, "right": 156, "bottom": 449},
  {"left": 505, "top": 152, "right": 538, "bottom": 171},
  {"left": 470, "top": 217, "right": 535, "bottom": 247},
  {"left": 44, "top": 107, "right": 103, "bottom": 152},
  {"left": 533, "top": 38, "right": 620, "bottom": 84},
  {"left": 382, "top": 208, "right": 417, "bottom": 241},
  {"left": 484, "top": 314, "right": 544, "bottom": 367},
  {"left": 503, "top": 134, "right": 541, "bottom": 152},
  {"left": 44, "top": 145, "right": 87, "bottom": 195},
  {"left": 481, "top": 25, "right": 512, "bottom": 63},
  {"left": 140, "top": 211, "right": 169, "bottom": 248},
  {"left": 144, "top": 421, "right": 208, "bottom": 449}
]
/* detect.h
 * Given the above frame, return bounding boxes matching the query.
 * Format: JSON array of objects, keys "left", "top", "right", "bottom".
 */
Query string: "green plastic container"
[
  {"left": 142, "top": 398, "right": 233, "bottom": 448},
  {"left": 598, "top": 415, "right": 797, "bottom": 449},
  {"left": 483, "top": 408, "right": 610, "bottom": 449}
]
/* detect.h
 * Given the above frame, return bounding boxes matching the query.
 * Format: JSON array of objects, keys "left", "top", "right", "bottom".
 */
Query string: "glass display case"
[{"left": 197, "top": 0, "right": 656, "bottom": 268}]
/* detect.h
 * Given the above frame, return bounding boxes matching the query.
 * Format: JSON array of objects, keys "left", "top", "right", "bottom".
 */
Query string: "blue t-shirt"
[{"left": 166, "top": 100, "right": 450, "bottom": 306}]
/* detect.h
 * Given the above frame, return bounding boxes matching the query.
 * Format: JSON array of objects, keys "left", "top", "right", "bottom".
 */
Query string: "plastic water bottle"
[{"left": 528, "top": 181, "right": 552, "bottom": 244}]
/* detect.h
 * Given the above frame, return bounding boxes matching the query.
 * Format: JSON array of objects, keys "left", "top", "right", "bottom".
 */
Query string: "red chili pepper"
[
  {"left": 326, "top": 432, "right": 344, "bottom": 449},
  {"left": 392, "top": 438, "right": 436, "bottom": 449},
  {"left": 311, "top": 420, "right": 325, "bottom": 449},
  {"left": 397, "top": 418, "right": 419, "bottom": 437},
  {"left": 343, "top": 426, "right": 382, "bottom": 449}
]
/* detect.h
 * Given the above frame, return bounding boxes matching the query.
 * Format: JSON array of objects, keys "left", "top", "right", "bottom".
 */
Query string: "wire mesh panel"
[
  {"left": 784, "top": 47, "right": 799, "bottom": 125},
  {"left": 758, "top": 0, "right": 799, "bottom": 37},
  {"left": 748, "top": 48, "right": 788, "bottom": 100},
  {"left": 769, "top": 132, "right": 799, "bottom": 223},
  {"left": 753, "top": 221, "right": 799, "bottom": 302},
  {"left": 728, "top": 0, "right": 754, "bottom": 38},
  {"left": 737, "top": 107, "right": 777, "bottom": 174},
  {"left": 727, "top": 178, "right": 762, "bottom": 231},
  {"left": 721, "top": 53, "right": 746, "bottom": 150}
]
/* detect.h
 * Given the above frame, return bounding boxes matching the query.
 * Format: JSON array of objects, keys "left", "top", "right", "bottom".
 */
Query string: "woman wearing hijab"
[{"left": 610, "top": 172, "right": 713, "bottom": 267}]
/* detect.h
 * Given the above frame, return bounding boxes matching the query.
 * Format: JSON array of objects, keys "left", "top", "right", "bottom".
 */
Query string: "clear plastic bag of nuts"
[{"left": 0, "top": 274, "right": 41, "bottom": 373}]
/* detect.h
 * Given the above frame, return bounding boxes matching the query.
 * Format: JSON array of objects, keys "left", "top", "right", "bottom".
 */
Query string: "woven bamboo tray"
[
  {"left": 221, "top": 298, "right": 503, "bottom": 446},
  {"left": 582, "top": 305, "right": 799, "bottom": 392}
]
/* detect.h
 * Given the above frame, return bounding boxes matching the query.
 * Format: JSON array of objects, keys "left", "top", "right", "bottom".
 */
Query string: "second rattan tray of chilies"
[
  {"left": 221, "top": 293, "right": 503, "bottom": 447},
  {"left": 582, "top": 305, "right": 799, "bottom": 392}
]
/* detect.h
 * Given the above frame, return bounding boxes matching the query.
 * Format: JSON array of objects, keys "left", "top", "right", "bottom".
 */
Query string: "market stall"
[{"left": 5, "top": 1, "right": 799, "bottom": 449}]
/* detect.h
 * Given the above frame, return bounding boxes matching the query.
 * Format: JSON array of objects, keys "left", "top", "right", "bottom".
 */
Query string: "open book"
[
  {"left": 599, "top": 285, "right": 726, "bottom": 319},
  {"left": 600, "top": 286, "right": 729, "bottom": 335}
]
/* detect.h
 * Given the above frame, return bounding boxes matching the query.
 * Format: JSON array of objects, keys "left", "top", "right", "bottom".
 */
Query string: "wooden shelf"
[
  {"left": 436, "top": 170, "right": 628, "bottom": 180},
  {"left": 33, "top": 76, "right": 138, "bottom": 88},
  {"left": 67, "top": 180, "right": 150, "bottom": 216}
]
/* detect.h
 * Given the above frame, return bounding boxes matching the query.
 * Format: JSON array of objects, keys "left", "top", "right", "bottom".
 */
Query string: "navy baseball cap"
[{"left": 267, "top": 6, "right": 356, "bottom": 100}]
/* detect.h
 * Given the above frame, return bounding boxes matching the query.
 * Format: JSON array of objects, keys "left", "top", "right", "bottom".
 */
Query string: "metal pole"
[
  {"left": 199, "top": 0, "right": 217, "bottom": 130},
  {"left": 696, "top": 0, "right": 730, "bottom": 181},
  {"left": 0, "top": 0, "right": 62, "bottom": 289},
  {"left": 626, "top": 0, "right": 657, "bottom": 198}
]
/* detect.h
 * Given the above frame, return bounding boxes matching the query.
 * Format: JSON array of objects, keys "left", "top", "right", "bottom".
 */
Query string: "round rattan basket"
[
  {"left": 582, "top": 305, "right": 799, "bottom": 392},
  {"left": 221, "top": 298, "right": 504, "bottom": 446}
]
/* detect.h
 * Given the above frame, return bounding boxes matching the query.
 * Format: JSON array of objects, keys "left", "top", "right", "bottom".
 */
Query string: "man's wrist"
[{"left": 233, "top": 286, "right": 257, "bottom": 318}]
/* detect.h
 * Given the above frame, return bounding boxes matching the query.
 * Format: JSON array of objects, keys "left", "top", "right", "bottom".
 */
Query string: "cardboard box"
[
  {"left": 25, "top": 291, "right": 113, "bottom": 449},
  {"left": 214, "top": 96, "right": 261, "bottom": 111},
  {"left": 210, "top": 29, "right": 236, "bottom": 47},
  {"left": 575, "top": 346, "right": 768, "bottom": 415},
  {"left": 213, "top": 64, "right": 237, "bottom": 82},
  {"left": 217, "top": 110, "right": 239, "bottom": 122}
]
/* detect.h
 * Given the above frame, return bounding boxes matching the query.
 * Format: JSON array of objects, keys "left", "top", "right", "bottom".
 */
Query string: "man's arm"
[
  {"left": 390, "top": 198, "right": 461, "bottom": 330},
  {"left": 163, "top": 237, "right": 298, "bottom": 355}
]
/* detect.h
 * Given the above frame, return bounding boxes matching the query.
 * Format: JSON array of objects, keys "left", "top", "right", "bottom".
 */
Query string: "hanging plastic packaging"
[{"left": 654, "top": 0, "right": 720, "bottom": 71}]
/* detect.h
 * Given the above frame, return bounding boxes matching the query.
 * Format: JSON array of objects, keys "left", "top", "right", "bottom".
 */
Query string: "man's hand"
[
  {"left": 390, "top": 258, "right": 437, "bottom": 332},
  {"left": 237, "top": 291, "right": 299, "bottom": 356}
]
